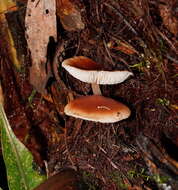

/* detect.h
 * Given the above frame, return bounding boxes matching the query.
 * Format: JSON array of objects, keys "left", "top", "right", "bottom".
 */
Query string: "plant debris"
[
  {"left": 25, "top": 0, "right": 57, "bottom": 94},
  {"left": 56, "top": 0, "right": 85, "bottom": 31},
  {"left": 0, "top": 0, "right": 178, "bottom": 189}
]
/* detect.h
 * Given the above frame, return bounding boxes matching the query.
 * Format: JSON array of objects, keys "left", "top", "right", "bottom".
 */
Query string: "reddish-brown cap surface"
[
  {"left": 64, "top": 95, "right": 131, "bottom": 123},
  {"left": 62, "top": 56, "right": 133, "bottom": 84}
]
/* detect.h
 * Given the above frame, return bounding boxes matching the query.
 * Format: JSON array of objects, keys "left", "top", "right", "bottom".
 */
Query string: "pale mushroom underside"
[{"left": 62, "top": 64, "right": 133, "bottom": 84}]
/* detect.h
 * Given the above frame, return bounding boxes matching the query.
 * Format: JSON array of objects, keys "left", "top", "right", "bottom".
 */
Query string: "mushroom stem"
[{"left": 91, "top": 83, "right": 102, "bottom": 95}]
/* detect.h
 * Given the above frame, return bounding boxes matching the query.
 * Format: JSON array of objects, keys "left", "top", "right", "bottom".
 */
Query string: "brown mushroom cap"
[
  {"left": 62, "top": 56, "right": 133, "bottom": 84},
  {"left": 64, "top": 95, "right": 131, "bottom": 123}
]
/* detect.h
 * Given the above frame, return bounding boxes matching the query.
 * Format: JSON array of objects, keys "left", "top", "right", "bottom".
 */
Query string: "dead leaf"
[
  {"left": 56, "top": 0, "right": 85, "bottom": 31},
  {"left": 0, "top": 0, "right": 17, "bottom": 14},
  {"left": 42, "top": 93, "right": 53, "bottom": 104},
  {"left": 25, "top": 0, "right": 57, "bottom": 93},
  {"left": 107, "top": 40, "right": 138, "bottom": 55}
]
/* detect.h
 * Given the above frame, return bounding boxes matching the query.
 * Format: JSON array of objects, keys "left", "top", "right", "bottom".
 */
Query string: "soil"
[{"left": 0, "top": 0, "right": 178, "bottom": 189}]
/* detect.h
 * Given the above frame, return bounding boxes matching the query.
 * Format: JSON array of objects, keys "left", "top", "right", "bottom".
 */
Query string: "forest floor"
[{"left": 0, "top": 0, "right": 178, "bottom": 189}]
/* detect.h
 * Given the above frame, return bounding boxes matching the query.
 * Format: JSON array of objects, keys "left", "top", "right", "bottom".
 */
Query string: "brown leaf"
[
  {"left": 107, "top": 41, "right": 138, "bottom": 55},
  {"left": 56, "top": 0, "right": 85, "bottom": 31},
  {"left": 25, "top": 0, "right": 57, "bottom": 93}
]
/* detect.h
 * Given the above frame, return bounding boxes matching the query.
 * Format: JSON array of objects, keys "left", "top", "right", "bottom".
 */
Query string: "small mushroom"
[
  {"left": 64, "top": 95, "right": 131, "bottom": 123},
  {"left": 62, "top": 56, "right": 133, "bottom": 95}
]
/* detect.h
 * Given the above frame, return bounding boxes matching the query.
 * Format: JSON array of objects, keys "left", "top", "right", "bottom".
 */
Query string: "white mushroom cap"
[
  {"left": 62, "top": 56, "right": 133, "bottom": 84},
  {"left": 64, "top": 95, "right": 131, "bottom": 123}
]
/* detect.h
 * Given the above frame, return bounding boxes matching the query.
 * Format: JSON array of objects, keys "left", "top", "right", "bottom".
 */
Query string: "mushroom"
[
  {"left": 62, "top": 56, "right": 133, "bottom": 95},
  {"left": 62, "top": 56, "right": 132, "bottom": 123},
  {"left": 64, "top": 95, "right": 131, "bottom": 123}
]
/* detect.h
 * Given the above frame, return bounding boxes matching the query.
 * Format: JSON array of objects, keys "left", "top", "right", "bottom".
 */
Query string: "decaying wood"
[{"left": 25, "top": 0, "right": 57, "bottom": 93}]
